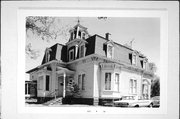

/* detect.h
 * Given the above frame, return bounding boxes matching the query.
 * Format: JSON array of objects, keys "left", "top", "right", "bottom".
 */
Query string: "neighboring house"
[{"left": 26, "top": 22, "right": 154, "bottom": 105}]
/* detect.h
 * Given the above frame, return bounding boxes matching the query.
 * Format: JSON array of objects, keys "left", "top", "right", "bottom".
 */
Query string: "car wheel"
[
  {"left": 149, "top": 103, "right": 153, "bottom": 108},
  {"left": 134, "top": 105, "right": 139, "bottom": 107}
]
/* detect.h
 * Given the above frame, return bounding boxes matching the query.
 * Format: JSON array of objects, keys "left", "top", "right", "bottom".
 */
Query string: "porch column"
[
  {"left": 63, "top": 72, "right": 66, "bottom": 98},
  {"left": 148, "top": 85, "right": 151, "bottom": 99},
  {"left": 51, "top": 63, "right": 57, "bottom": 93}
]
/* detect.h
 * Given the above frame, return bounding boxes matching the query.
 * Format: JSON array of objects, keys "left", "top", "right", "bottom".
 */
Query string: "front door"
[{"left": 58, "top": 76, "right": 64, "bottom": 97}]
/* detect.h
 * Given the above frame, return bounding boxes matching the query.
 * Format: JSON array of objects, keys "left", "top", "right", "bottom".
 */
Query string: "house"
[{"left": 26, "top": 21, "right": 154, "bottom": 105}]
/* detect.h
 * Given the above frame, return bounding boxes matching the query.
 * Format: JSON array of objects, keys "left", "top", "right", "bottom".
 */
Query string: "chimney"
[{"left": 105, "top": 33, "right": 111, "bottom": 40}]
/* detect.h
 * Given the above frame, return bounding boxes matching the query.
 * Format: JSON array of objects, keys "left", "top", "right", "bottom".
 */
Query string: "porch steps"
[{"left": 43, "top": 97, "right": 63, "bottom": 106}]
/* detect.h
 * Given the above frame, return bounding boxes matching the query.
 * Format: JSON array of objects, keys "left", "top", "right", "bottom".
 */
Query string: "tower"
[{"left": 66, "top": 20, "right": 89, "bottom": 61}]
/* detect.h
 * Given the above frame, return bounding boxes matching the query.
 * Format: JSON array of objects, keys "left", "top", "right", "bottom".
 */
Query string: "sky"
[{"left": 26, "top": 17, "right": 160, "bottom": 80}]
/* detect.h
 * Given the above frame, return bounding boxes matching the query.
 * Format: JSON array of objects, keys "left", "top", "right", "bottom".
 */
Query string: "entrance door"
[{"left": 58, "top": 76, "right": 63, "bottom": 97}]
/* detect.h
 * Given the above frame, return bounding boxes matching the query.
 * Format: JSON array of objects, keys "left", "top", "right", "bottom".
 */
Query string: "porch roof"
[{"left": 56, "top": 66, "right": 75, "bottom": 75}]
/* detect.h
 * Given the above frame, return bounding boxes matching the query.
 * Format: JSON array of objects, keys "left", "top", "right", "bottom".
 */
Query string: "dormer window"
[
  {"left": 143, "top": 61, "right": 146, "bottom": 69},
  {"left": 106, "top": 42, "right": 114, "bottom": 59},
  {"left": 69, "top": 49, "right": 74, "bottom": 61},
  {"left": 132, "top": 54, "right": 137, "bottom": 65},
  {"left": 79, "top": 44, "right": 85, "bottom": 58},
  {"left": 140, "top": 59, "right": 147, "bottom": 69},
  {"left": 45, "top": 48, "right": 52, "bottom": 63},
  {"left": 70, "top": 32, "right": 73, "bottom": 40},
  {"left": 108, "top": 45, "right": 113, "bottom": 58}
]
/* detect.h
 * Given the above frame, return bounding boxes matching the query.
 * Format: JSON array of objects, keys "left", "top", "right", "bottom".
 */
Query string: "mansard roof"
[
  {"left": 27, "top": 29, "right": 152, "bottom": 73},
  {"left": 41, "top": 43, "right": 67, "bottom": 64}
]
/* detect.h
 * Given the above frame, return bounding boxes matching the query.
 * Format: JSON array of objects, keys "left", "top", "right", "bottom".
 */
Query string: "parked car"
[
  {"left": 113, "top": 95, "right": 153, "bottom": 107},
  {"left": 150, "top": 96, "right": 160, "bottom": 107}
]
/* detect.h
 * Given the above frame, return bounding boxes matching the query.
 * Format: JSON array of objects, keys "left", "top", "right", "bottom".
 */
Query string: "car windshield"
[{"left": 121, "top": 96, "right": 135, "bottom": 100}]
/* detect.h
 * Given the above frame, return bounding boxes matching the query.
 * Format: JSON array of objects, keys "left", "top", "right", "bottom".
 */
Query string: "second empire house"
[{"left": 26, "top": 21, "right": 154, "bottom": 105}]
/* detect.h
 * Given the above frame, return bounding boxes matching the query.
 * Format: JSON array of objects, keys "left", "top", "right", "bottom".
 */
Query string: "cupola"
[{"left": 69, "top": 20, "right": 89, "bottom": 42}]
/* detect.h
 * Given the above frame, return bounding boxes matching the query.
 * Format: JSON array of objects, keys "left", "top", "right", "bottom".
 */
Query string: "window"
[
  {"left": 105, "top": 73, "right": 111, "bottom": 90},
  {"left": 129, "top": 79, "right": 133, "bottom": 94},
  {"left": 132, "top": 54, "right": 136, "bottom": 65},
  {"left": 140, "top": 60, "right": 146, "bottom": 69},
  {"left": 129, "top": 79, "right": 137, "bottom": 94},
  {"left": 69, "top": 49, "right": 74, "bottom": 61},
  {"left": 78, "top": 75, "right": 81, "bottom": 89},
  {"left": 74, "top": 30, "right": 77, "bottom": 39},
  {"left": 82, "top": 33, "right": 86, "bottom": 39},
  {"left": 25, "top": 83, "right": 27, "bottom": 94},
  {"left": 38, "top": 76, "right": 43, "bottom": 90},
  {"left": 140, "top": 60, "right": 143, "bottom": 68},
  {"left": 78, "top": 73, "right": 86, "bottom": 90},
  {"left": 143, "top": 61, "right": 146, "bottom": 69},
  {"left": 78, "top": 31, "right": 81, "bottom": 39},
  {"left": 46, "top": 75, "right": 50, "bottom": 91},
  {"left": 25, "top": 83, "right": 30, "bottom": 95},
  {"left": 79, "top": 45, "right": 85, "bottom": 58},
  {"left": 31, "top": 75, "right": 34, "bottom": 80},
  {"left": 133, "top": 80, "right": 137, "bottom": 93},
  {"left": 82, "top": 74, "right": 85, "bottom": 90},
  {"left": 70, "top": 32, "right": 73, "bottom": 40},
  {"left": 107, "top": 45, "right": 113, "bottom": 59},
  {"left": 115, "top": 73, "right": 120, "bottom": 92}
]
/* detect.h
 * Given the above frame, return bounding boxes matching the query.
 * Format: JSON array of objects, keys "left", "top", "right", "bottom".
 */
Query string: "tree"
[
  {"left": 149, "top": 62, "right": 157, "bottom": 73},
  {"left": 151, "top": 76, "right": 160, "bottom": 97},
  {"left": 66, "top": 83, "right": 80, "bottom": 98},
  {"left": 26, "top": 16, "right": 70, "bottom": 59}
]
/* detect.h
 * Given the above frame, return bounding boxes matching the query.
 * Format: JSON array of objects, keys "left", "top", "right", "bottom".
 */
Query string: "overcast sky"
[{"left": 26, "top": 17, "right": 160, "bottom": 79}]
